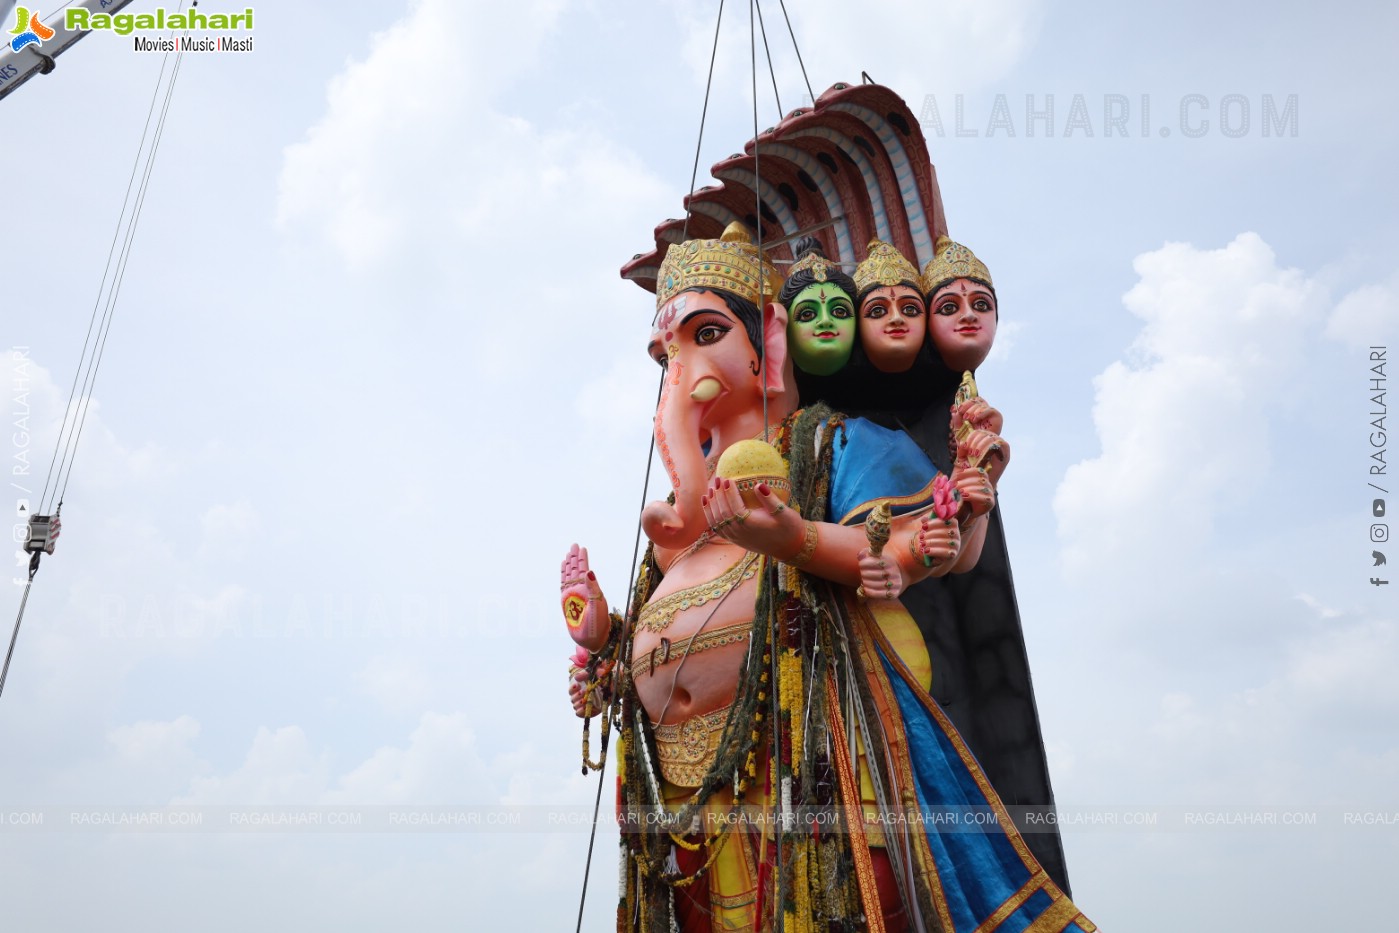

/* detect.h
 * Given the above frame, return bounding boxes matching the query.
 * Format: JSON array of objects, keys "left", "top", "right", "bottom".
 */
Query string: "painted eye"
[
  {"left": 937, "top": 301, "right": 958, "bottom": 316},
  {"left": 973, "top": 298, "right": 993, "bottom": 313},
  {"left": 695, "top": 323, "right": 729, "bottom": 345},
  {"left": 795, "top": 307, "right": 817, "bottom": 323},
  {"left": 832, "top": 303, "right": 853, "bottom": 319},
  {"left": 901, "top": 303, "right": 923, "bottom": 318},
  {"left": 863, "top": 304, "right": 887, "bottom": 319}
]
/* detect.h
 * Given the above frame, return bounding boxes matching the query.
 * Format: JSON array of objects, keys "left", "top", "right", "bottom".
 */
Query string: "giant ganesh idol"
[{"left": 562, "top": 223, "right": 1093, "bottom": 932}]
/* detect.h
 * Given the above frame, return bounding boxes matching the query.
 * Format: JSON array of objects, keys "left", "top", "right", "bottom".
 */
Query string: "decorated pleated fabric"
[
  {"left": 828, "top": 416, "right": 944, "bottom": 527},
  {"left": 874, "top": 641, "right": 1094, "bottom": 932}
]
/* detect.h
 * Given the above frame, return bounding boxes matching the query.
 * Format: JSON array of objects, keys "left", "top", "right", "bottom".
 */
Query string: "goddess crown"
[
  {"left": 854, "top": 238, "right": 920, "bottom": 294},
  {"left": 921, "top": 235, "right": 994, "bottom": 298}
]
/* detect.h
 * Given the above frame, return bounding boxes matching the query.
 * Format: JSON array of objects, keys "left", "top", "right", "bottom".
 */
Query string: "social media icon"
[
  {"left": 1376, "top": 551, "right": 1389, "bottom": 566},
  {"left": 1372, "top": 524, "right": 1390, "bottom": 543},
  {"left": 1375, "top": 499, "right": 1387, "bottom": 517}
]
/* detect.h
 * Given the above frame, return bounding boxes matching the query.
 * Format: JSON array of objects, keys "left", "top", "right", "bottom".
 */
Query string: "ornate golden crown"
[
  {"left": 921, "top": 235, "right": 994, "bottom": 297},
  {"left": 854, "top": 238, "right": 920, "bottom": 294},
  {"left": 655, "top": 222, "right": 783, "bottom": 310},
  {"left": 786, "top": 248, "right": 835, "bottom": 284}
]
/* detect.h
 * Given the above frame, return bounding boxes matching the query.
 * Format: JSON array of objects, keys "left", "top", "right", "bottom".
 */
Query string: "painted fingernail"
[
  {"left": 757, "top": 483, "right": 770, "bottom": 495},
  {"left": 587, "top": 571, "right": 595, "bottom": 581}
]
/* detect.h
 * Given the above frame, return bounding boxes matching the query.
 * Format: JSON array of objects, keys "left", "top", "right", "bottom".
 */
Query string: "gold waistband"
[
  {"left": 651, "top": 705, "right": 734, "bottom": 789},
  {"left": 637, "top": 555, "right": 759, "bottom": 633},
  {"left": 630, "top": 619, "right": 753, "bottom": 681}
]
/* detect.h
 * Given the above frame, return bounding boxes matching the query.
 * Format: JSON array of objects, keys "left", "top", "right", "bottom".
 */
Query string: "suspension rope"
[
  {"left": 574, "top": 370, "right": 665, "bottom": 933},
  {"left": 56, "top": 16, "right": 189, "bottom": 508},
  {"left": 7, "top": 8, "right": 191, "bottom": 703},
  {"left": 754, "top": 0, "right": 782, "bottom": 117},
  {"left": 748, "top": 5, "right": 785, "bottom": 927},
  {"left": 38, "top": 8, "right": 189, "bottom": 514},
  {"left": 752, "top": 0, "right": 768, "bottom": 448},
  {"left": 681, "top": 0, "right": 727, "bottom": 242},
  {"left": 580, "top": 0, "right": 813, "bottom": 918},
  {"left": 776, "top": 0, "right": 815, "bottom": 105},
  {"left": 0, "top": 559, "right": 40, "bottom": 698}
]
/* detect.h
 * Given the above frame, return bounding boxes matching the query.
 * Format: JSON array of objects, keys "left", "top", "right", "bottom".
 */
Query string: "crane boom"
[{"left": 0, "top": 0, "right": 138, "bottom": 103}]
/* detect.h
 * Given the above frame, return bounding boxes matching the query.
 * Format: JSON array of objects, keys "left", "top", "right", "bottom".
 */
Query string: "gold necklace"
[{"left": 637, "top": 554, "right": 759, "bottom": 633}]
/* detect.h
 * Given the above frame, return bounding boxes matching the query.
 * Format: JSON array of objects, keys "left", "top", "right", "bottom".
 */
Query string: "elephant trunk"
[{"left": 640, "top": 365, "right": 714, "bottom": 551}]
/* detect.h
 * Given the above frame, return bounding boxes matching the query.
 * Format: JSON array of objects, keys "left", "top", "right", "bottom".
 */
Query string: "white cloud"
[
  {"left": 1053, "top": 233, "right": 1323, "bottom": 574},
  {"left": 177, "top": 726, "right": 329, "bottom": 805},
  {"left": 355, "top": 656, "right": 433, "bottom": 713},
  {"left": 328, "top": 712, "right": 484, "bottom": 804},
  {"left": 3, "top": 352, "right": 174, "bottom": 508},
  {"left": 986, "top": 319, "right": 1023, "bottom": 364},
  {"left": 108, "top": 715, "right": 201, "bottom": 763},
  {"left": 277, "top": 0, "right": 664, "bottom": 271},
  {"left": 1325, "top": 281, "right": 1399, "bottom": 350},
  {"left": 1295, "top": 592, "right": 1342, "bottom": 620},
  {"left": 166, "top": 711, "right": 533, "bottom": 807}
]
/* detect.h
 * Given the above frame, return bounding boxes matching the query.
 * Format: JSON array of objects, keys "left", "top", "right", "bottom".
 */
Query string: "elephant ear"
[{"left": 763, "top": 302, "right": 789, "bottom": 397}]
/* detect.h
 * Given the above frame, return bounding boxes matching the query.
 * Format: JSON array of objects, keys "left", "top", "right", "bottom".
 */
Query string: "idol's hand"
[
  {"left": 857, "top": 547, "right": 905, "bottom": 600},
  {"left": 560, "top": 543, "right": 609, "bottom": 651},
  {"left": 702, "top": 476, "right": 803, "bottom": 558},
  {"left": 952, "top": 459, "right": 996, "bottom": 520},
  {"left": 955, "top": 429, "right": 1010, "bottom": 487},
  {"left": 912, "top": 513, "right": 962, "bottom": 576},
  {"left": 952, "top": 397, "right": 1004, "bottom": 436},
  {"left": 568, "top": 651, "right": 614, "bottom": 719}
]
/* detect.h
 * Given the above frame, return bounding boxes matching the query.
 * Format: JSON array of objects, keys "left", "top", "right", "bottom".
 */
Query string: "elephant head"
[{"left": 640, "top": 287, "right": 791, "bottom": 550}]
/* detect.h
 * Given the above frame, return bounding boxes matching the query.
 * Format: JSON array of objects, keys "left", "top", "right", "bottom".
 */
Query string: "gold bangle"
[{"left": 786, "top": 521, "right": 819, "bottom": 568}]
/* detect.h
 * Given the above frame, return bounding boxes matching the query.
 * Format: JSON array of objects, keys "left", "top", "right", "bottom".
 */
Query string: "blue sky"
[{"left": 2, "top": 1, "right": 1396, "bottom": 929}]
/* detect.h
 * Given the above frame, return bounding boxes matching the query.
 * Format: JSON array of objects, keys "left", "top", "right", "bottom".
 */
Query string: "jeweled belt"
[{"left": 651, "top": 705, "right": 734, "bottom": 789}]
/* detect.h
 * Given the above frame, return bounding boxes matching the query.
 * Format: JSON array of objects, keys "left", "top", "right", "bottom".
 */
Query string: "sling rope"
[
  {"left": 754, "top": 0, "right": 782, "bottom": 117},
  {"left": 776, "top": 0, "right": 815, "bottom": 106},
  {"left": 4, "top": 5, "right": 192, "bottom": 700},
  {"left": 681, "top": 0, "right": 727, "bottom": 243},
  {"left": 575, "top": 0, "right": 817, "bottom": 923},
  {"left": 574, "top": 371, "right": 664, "bottom": 933},
  {"left": 746, "top": 2, "right": 788, "bottom": 927}
]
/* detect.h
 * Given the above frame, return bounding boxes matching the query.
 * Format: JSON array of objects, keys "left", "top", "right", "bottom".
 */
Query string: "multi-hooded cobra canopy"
[{"left": 621, "top": 81, "right": 948, "bottom": 293}]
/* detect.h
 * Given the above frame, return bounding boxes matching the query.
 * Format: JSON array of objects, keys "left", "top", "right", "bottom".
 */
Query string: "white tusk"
[{"left": 689, "top": 377, "right": 722, "bottom": 402}]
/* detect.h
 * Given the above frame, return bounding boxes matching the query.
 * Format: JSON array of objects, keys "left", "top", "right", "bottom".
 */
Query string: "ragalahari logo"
[{"left": 9, "top": 7, "right": 55, "bottom": 52}]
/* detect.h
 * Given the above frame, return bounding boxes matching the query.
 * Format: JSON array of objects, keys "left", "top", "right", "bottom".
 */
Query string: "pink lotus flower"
[
  {"left": 569, "top": 646, "right": 591, "bottom": 669},
  {"left": 932, "top": 474, "right": 959, "bottom": 521}
]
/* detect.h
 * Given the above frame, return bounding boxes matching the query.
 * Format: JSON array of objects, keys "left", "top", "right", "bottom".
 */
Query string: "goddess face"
[
  {"left": 928, "top": 278, "right": 997, "bottom": 373},
  {"left": 786, "top": 282, "right": 856, "bottom": 376},
  {"left": 858, "top": 285, "right": 926, "bottom": 373}
]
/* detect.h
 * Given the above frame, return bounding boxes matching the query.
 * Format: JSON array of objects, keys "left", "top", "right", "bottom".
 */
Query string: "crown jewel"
[
  {"left": 854, "top": 239, "right": 920, "bottom": 293},
  {"left": 921, "top": 235, "right": 994, "bottom": 297},
  {"left": 655, "top": 222, "right": 783, "bottom": 310},
  {"left": 786, "top": 248, "right": 835, "bottom": 284}
]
